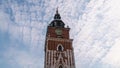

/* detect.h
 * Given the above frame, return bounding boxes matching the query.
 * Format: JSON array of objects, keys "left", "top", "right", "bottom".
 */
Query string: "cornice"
[{"left": 46, "top": 37, "right": 73, "bottom": 42}]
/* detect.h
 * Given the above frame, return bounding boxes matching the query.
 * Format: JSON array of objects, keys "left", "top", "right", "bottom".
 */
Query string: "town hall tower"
[{"left": 44, "top": 9, "right": 76, "bottom": 68}]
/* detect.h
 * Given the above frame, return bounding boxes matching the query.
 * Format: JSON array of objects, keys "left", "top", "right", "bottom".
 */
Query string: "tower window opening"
[
  {"left": 57, "top": 44, "right": 64, "bottom": 51},
  {"left": 58, "top": 46, "right": 62, "bottom": 51},
  {"left": 59, "top": 65, "right": 63, "bottom": 68},
  {"left": 56, "top": 22, "right": 61, "bottom": 27}
]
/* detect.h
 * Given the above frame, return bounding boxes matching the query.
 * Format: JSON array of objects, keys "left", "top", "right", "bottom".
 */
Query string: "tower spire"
[
  {"left": 54, "top": 7, "right": 61, "bottom": 19},
  {"left": 56, "top": 7, "right": 58, "bottom": 14}
]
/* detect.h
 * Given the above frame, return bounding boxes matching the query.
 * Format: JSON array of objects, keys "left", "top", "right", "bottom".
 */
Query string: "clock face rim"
[{"left": 55, "top": 29, "right": 62, "bottom": 35}]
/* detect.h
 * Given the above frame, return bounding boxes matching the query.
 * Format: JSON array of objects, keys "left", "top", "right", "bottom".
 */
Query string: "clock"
[{"left": 55, "top": 29, "right": 62, "bottom": 35}]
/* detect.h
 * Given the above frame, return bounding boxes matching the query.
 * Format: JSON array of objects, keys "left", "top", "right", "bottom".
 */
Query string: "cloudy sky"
[{"left": 0, "top": 0, "right": 120, "bottom": 68}]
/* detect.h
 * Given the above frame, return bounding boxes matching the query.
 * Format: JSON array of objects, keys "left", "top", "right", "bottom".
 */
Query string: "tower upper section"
[{"left": 47, "top": 9, "right": 70, "bottom": 39}]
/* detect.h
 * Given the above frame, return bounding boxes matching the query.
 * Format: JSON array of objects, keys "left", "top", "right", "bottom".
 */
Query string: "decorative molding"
[{"left": 47, "top": 37, "right": 73, "bottom": 42}]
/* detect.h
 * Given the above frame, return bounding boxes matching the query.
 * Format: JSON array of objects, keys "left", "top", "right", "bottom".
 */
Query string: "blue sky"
[{"left": 0, "top": 0, "right": 120, "bottom": 68}]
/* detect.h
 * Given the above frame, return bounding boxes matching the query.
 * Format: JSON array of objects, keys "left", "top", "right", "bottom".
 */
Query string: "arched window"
[
  {"left": 58, "top": 46, "right": 62, "bottom": 51},
  {"left": 57, "top": 44, "right": 64, "bottom": 51},
  {"left": 59, "top": 65, "right": 63, "bottom": 68}
]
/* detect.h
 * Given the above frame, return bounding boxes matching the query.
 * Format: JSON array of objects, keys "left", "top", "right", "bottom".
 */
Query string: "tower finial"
[
  {"left": 56, "top": 7, "right": 58, "bottom": 14},
  {"left": 54, "top": 7, "right": 61, "bottom": 19}
]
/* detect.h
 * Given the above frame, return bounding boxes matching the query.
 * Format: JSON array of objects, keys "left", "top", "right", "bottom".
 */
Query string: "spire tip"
[{"left": 56, "top": 7, "right": 59, "bottom": 14}]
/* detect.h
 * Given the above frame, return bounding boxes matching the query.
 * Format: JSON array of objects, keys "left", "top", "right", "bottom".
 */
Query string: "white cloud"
[
  {"left": 3, "top": 48, "right": 43, "bottom": 68},
  {"left": 101, "top": 38, "right": 120, "bottom": 68},
  {"left": 73, "top": 0, "right": 120, "bottom": 68},
  {"left": 0, "top": 11, "right": 9, "bottom": 32}
]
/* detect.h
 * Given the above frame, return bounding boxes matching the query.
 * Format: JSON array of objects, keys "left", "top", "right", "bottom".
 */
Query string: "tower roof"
[{"left": 49, "top": 8, "right": 65, "bottom": 28}]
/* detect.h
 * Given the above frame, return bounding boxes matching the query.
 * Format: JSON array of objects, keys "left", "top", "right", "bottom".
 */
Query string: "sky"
[{"left": 0, "top": 0, "right": 120, "bottom": 68}]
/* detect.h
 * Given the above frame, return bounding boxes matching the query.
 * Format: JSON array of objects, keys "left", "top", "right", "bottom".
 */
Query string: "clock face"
[{"left": 55, "top": 29, "right": 62, "bottom": 35}]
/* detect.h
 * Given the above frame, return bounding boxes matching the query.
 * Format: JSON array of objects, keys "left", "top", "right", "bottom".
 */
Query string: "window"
[
  {"left": 58, "top": 46, "right": 62, "bottom": 51},
  {"left": 57, "top": 44, "right": 64, "bottom": 51},
  {"left": 57, "top": 22, "right": 61, "bottom": 27},
  {"left": 59, "top": 65, "right": 63, "bottom": 68}
]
